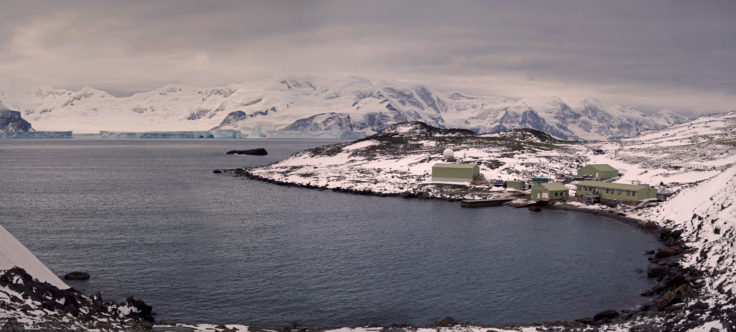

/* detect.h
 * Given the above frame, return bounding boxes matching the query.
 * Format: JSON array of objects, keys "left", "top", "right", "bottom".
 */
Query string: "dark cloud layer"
[{"left": 1, "top": 0, "right": 734, "bottom": 112}]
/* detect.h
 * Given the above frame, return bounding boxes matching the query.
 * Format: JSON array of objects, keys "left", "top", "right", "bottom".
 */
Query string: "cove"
[{"left": 0, "top": 139, "right": 660, "bottom": 328}]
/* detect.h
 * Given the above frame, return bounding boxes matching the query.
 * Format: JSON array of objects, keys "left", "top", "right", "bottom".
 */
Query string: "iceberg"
[
  {"left": 98, "top": 130, "right": 242, "bottom": 138},
  {"left": 0, "top": 131, "right": 73, "bottom": 139}
]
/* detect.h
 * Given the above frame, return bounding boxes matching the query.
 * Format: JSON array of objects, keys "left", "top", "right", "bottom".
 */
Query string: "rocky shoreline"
[
  {"left": 0, "top": 267, "right": 154, "bottom": 331},
  {"left": 220, "top": 167, "right": 460, "bottom": 200},
  {"left": 217, "top": 166, "right": 715, "bottom": 331}
]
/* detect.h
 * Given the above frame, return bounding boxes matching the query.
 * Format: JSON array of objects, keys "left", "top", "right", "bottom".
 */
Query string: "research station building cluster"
[{"left": 431, "top": 157, "right": 658, "bottom": 207}]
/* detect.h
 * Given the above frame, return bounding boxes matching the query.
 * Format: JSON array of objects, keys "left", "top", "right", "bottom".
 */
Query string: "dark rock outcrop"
[
  {"left": 647, "top": 264, "right": 669, "bottom": 279},
  {"left": 226, "top": 148, "right": 268, "bottom": 156},
  {"left": 593, "top": 309, "right": 619, "bottom": 321},
  {"left": 0, "top": 109, "right": 34, "bottom": 132},
  {"left": 213, "top": 110, "right": 247, "bottom": 130},
  {"left": 64, "top": 271, "right": 91, "bottom": 280},
  {"left": 0, "top": 267, "right": 154, "bottom": 328},
  {"left": 281, "top": 112, "right": 353, "bottom": 132},
  {"left": 430, "top": 316, "right": 458, "bottom": 327},
  {"left": 655, "top": 247, "right": 682, "bottom": 258}
]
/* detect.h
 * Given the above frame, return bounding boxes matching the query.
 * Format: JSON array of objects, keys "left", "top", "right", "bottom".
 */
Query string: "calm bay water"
[{"left": 0, "top": 139, "right": 659, "bottom": 328}]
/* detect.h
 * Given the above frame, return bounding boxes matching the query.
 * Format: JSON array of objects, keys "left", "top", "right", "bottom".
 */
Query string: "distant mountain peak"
[{"left": 0, "top": 76, "right": 694, "bottom": 138}]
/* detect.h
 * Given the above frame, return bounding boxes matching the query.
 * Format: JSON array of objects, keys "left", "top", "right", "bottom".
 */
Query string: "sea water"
[{"left": 0, "top": 139, "right": 660, "bottom": 328}]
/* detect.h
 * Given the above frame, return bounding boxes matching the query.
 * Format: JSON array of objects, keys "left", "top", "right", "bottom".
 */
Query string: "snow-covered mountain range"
[{"left": 0, "top": 77, "right": 689, "bottom": 140}]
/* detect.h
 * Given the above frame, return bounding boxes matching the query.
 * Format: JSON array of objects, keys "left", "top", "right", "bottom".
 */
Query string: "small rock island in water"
[{"left": 226, "top": 148, "right": 268, "bottom": 155}]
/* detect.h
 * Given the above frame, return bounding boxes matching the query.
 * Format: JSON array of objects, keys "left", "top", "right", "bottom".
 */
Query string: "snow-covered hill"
[{"left": 0, "top": 77, "right": 687, "bottom": 139}]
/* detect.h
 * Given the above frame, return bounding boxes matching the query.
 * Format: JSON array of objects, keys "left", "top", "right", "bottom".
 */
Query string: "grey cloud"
[{"left": 0, "top": 0, "right": 734, "bottom": 113}]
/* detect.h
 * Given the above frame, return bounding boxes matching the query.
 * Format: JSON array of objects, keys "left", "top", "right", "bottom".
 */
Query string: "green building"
[
  {"left": 531, "top": 177, "right": 549, "bottom": 183},
  {"left": 431, "top": 163, "right": 481, "bottom": 183},
  {"left": 531, "top": 182, "right": 569, "bottom": 201},
  {"left": 506, "top": 180, "right": 526, "bottom": 190},
  {"left": 577, "top": 164, "right": 619, "bottom": 180},
  {"left": 575, "top": 181, "right": 657, "bottom": 202}
]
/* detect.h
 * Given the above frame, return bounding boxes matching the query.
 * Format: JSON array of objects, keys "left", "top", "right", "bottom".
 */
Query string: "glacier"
[{"left": 0, "top": 77, "right": 690, "bottom": 140}]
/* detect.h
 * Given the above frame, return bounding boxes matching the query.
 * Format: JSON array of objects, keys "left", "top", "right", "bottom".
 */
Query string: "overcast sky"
[{"left": 1, "top": 0, "right": 735, "bottom": 114}]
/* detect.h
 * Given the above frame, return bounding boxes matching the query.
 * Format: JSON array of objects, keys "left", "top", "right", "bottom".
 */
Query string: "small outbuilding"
[
  {"left": 531, "top": 177, "right": 549, "bottom": 183},
  {"left": 506, "top": 180, "right": 526, "bottom": 190},
  {"left": 577, "top": 164, "right": 619, "bottom": 180},
  {"left": 531, "top": 182, "right": 569, "bottom": 201},
  {"left": 431, "top": 163, "right": 481, "bottom": 184}
]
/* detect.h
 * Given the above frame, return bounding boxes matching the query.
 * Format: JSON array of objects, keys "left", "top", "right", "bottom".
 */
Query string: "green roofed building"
[
  {"left": 506, "top": 180, "right": 526, "bottom": 190},
  {"left": 576, "top": 181, "right": 657, "bottom": 203},
  {"left": 531, "top": 182, "right": 569, "bottom": 201},
  {"left": 577, "top": 164, "right": 619, "bottom": 180},
  {"left": 431, "top": 163, "right": 481, "bottom": 184}
]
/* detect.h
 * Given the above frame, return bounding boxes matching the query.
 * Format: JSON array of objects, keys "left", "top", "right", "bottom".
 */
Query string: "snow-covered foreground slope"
[
  {"left": 0, "top": 77, "right": 685, "bottom": 139},
  {"left": 0, "top": 226, "right": 154, "bottom": 330},
  {"left": 0, "top": 225, "right": 67, "bottom": 289},
  {"left": 234, "top": 112, "right": 736, "bottom": 330}
]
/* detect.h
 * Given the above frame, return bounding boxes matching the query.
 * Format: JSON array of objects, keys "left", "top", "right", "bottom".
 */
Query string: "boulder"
[
  {"left": 629, "top": 323, "right": 660, "bottom": 332},
  {"left": 225, "top": 148, "right": 267, "bottom": 155},
  {"left": 575, "top": 317, "right": 595, "bottom": 325},
  {"left": 124, "top": 296, "right": 154, "bottom": 323},
  {"left": 593, "top": 310, "right": 619, "bottom": 321},
  {"left": 431, "top": 316, "right": 458, "bottom": 327},
  {"left": 643, "top": 221, "right": 658, "bottom": 229},
  {"left": 656, "top": 290, "right": 683, "bottom": 310},
  {"left": 690, "top": 301, "right": 709, "bottom": 310},
  {"left": 663, "top": 273, "right": 691, "bottom": 289},
  {"left": 655, "top": 247, "right": 682, "bottom": 258},
  {"left": 670, "top": 229, "right": 683, "bottom": 238},
  {"left": 647, "top": 264, "right": 669, "bottom": 279},
  {"left": 64, "top": 271, "right": 90, "bottom": 280},
  {"left": 0, "top": 318, "right": 25, "bottom": 332}
]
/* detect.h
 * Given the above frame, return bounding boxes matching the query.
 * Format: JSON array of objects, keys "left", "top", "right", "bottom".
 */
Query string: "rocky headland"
[{"left": 0, "top": 108, "right": 33, "bottom": 132}]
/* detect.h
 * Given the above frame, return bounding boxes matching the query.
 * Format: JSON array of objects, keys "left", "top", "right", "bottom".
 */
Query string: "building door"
[{"left": 542, "top": 192, "right": 549, "bottom": 199}]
